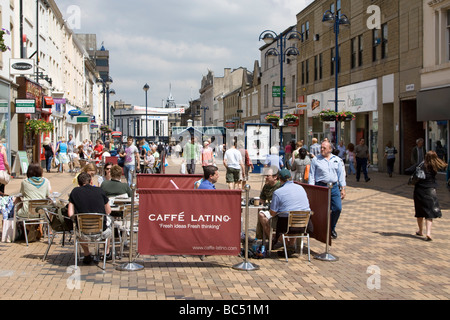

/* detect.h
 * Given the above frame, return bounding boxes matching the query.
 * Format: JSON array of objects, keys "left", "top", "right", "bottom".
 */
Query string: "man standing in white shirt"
[{"left": 223, "top": 142, "right": 245, "bottom": 190}]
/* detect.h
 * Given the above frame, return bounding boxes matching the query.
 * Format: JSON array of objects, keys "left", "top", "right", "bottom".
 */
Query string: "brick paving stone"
[{"left": 0, "top": 160, "right": 449, "bottom": 301}]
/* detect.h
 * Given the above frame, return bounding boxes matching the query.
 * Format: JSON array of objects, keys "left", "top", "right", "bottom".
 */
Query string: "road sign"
[{"left": 272, "top": 86, "right": 286, "bottom": 98}]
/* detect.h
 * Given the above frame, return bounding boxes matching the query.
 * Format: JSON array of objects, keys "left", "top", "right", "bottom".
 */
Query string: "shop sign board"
[
  {"left": 10, "top": 59, "right": 35, "bottom": 75},
  {"left": 15, "top": 99, "right": 36, "bottom": 113},
  {"left": 0, "top": 100, "right": 8, "bottom": 114}
]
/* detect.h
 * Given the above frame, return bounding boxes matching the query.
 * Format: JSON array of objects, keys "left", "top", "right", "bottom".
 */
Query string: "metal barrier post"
[
  {"left": 233, "top": 184, "right": 259, "bottom": 271},
  {"left": 116, "top": 183, "right": 144, "bottom": 271},
  {"left": 314, "top": 182, "right": 339, "bottom": 261}
]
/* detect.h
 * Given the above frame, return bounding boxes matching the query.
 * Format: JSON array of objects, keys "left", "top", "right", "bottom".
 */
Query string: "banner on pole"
[{"left": 138, "top": 189, "right": 242, "bottom": 256}]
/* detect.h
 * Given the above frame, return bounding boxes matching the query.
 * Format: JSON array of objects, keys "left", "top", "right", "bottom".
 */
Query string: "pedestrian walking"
[
  {"left": 413, "top": 151, "right": 447, "bottom": 241},
  {"left": 309, "top": 138, "right": 321, "bottom": 158},
  {"left": 56, "top": 137, "right": 70, "bottom": 173},
  {"left": 355, "top": 138, "right": 370, "bottom": 182},
  {"left": 309, "top": 141, "right": 346, "bottom": 239},
  {"left": 384, "top": 141, "right": 397, "bottom": 177},
  {"left": 43, "top": 137, "right": 55, "bottom": 173},
  {"left": 223, "top": 141, "right": 245, "bottom": 190},
  {"left": 184, "top": 136, "right": 199, "bottom": 174},
  {"left": 346, "top": 143, "right": 356, "bottom": 175},
  {"left": 407, "top": 138, "right": 425, "bottom": 174}
]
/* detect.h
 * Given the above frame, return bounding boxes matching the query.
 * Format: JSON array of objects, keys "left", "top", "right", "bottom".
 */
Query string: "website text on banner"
[{"left": 138, "top": 189, "right": 242, "bottom": 256}]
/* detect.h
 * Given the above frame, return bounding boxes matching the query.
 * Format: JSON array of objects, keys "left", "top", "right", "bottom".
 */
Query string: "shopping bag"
[
  {"left": 304, "top": 165, "right": 310, "bottom": 182},
  {"left": 0, "top": 170, "right": 11, "bottom": 185},
  {"left": 180, "top": 162, "right": 186, "bottom": 174},
  {"left": 2, "top": 219, "right": 15, "bottom": 243}
]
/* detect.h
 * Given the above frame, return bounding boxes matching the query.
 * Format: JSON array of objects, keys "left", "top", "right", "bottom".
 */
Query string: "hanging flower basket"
[
  {"left": 265, "top": 114, "right": 280, "bottom": 126},
  {"left": 25, "top": 119, "right": 54, "bottom": 135},
  {"left": 283, "top": 114, "right": 299, "bottom": 123},
  {"left": 337, "top": 111, "right": 356, "bottom": 122},
  {"left": 0, "top": 28, "right": 11, "bottom": 53},
  {"left": 318, "top": 109, "right": 338, "bottom": 122},
  {"left": 100, "top": 125, "right": 110, "bottom": 132}
]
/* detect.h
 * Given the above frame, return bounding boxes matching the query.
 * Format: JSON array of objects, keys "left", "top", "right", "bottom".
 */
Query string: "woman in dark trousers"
[
  {"left": 414, "top": 151, "right": 447, "bottom": 241},
  {"left": 43, "top": 137, "right": 55, "bottom": 173}
]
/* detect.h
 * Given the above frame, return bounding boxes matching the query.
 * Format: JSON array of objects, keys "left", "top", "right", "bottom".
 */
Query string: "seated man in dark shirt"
[
  {"left": 256, "top": 167, "right": 281, "bottom": 240},
  {"left": 68, "top": 172, "right": 112, "bottom": 264},
  {"left": 198, "top": 165, "right": 219, "bottom": 190},
  {"left": 100, "top": 165, "right": 132, "bottom": 197}
]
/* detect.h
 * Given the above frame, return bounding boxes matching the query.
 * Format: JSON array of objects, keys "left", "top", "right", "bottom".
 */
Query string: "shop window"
[
  {"left": 319, "top": 53, "right": 323, "bottom": 79},
  {"left": 306, "top": 59, "right": 309, "bottom": 84},
  {"left": 301, "top": 61, "right": 305, "bottom": 85},
  {"left": 373, "top": 29, "right": 379, "bottom": 62},
  {"left": 314, "top": 55, "right": 318, "bottom": 81},
  {"left": 351, "top": 38, "right": 357, "bottom": 69},
  {"left": 381, "top": 23, "right": 388, "bottom": 59},
  {"left": 358, "top": 35, "right": 363, "bottom": 67},
  {"left": 447, "top": 10, "right": 450, "bottom": 61}
]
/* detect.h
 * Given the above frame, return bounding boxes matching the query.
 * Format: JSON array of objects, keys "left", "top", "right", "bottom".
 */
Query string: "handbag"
[
  {"left": 117, "top": 156, "right": 125, "bottom": 168},
  {"left": 0, "top": 170, "right": 11, "bottom": 185},
  {"left": 408, "top": 162, "right": 426, "bottom": 185}
]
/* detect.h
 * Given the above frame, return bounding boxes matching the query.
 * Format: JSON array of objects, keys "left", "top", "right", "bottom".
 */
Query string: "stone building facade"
[{"left": 296, "top": 0, "right": 423, "bottom": 172}]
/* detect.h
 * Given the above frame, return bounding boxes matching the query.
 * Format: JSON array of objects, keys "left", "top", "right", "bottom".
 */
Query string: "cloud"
[{"left": 55, "top": 0, "right": 312, "bottom": 107}]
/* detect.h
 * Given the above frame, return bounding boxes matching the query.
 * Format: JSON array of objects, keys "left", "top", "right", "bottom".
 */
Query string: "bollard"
[
  {"left": 314, "top": 182, "right": 339, "bottom": 262},
  {"left": 233, "top": 184, "right": 259, "bottom": 271},
  {"left": 116, "top": 183, "right": 144, "bottom": 271}
]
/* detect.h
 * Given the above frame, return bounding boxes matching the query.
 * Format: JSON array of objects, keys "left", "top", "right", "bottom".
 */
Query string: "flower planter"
[
  {"left": 339, "top": 115, "right": 354, "bottom": 122},
  {"left": 266, "top": 118, "right": 279, "bottom": 125},
  {"left": 320, "top": 115, "right": 337, "bottom": 122}
]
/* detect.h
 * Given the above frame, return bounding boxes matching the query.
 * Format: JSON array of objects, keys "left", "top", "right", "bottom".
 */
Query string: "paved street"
[{"left": 0, "top": 158, "right": 449, "bottom": 301}]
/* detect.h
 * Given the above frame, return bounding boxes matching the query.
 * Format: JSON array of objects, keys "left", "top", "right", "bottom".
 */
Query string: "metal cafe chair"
[
  {"left": 13, "top": 199, "right": 54, "bottom": 246},
  {"left": 74, "top": 213, "right": 113, "bottom": 270},
  {"left": 281, "top": 211, "right": 313, "bottom": 262}
]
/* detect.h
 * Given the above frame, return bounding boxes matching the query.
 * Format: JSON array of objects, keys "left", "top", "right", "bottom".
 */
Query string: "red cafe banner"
[
  {"left": 136, "top": 174, "right": 203, "bottom": 190},
  {"left": 137, "top": 189, "right": 242, "bottom": 256}
]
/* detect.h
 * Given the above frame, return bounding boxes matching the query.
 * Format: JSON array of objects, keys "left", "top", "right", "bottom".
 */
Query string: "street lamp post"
[
  {"left": 259, "top": 28, "right": 302, "bottom": 154},
  {"left": 143, "top": 83, "right": 150, "bottom": 139},
  {"left": 322, "top": 10, "right": 350, "bottom": 144},
  {"left": 201, "top": 106, "right": 209, "bottom": 128},
  {"left": 97, "top": 76, "right": 114, "bottom": 127}
]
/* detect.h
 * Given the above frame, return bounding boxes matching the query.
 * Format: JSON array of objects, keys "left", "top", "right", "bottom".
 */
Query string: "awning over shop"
[
  {"left": 66, "top": 110, "right": 91, "bottom": 125},
  {"left": 44, "top": 96, "right": 54, "bottom": 105},
  {"left": 417, "top": 86, "right": 450, "bottom": 121}
]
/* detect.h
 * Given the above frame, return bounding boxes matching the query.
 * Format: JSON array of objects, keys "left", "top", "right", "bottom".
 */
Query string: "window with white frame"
[{"left": 447, "top": 9, "right": 450, "bottom": 61}]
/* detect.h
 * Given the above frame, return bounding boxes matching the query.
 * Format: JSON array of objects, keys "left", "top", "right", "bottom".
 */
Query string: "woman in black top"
[
  {"left": 414, "top": 151, "right": 447, "bottom": 241},
  {"left": 43, "top": 137, "right": 55, "bottom": 173}
]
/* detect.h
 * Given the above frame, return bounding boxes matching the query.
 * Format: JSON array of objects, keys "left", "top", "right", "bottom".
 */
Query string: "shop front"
[
  {"left": 16, "top": 77, "right": 49, "bottom": 164},
  {"left": 307, "top": 79, "right": 379, "bottom": 165},
  {"left": 0, "top": 80, "right": 11, "bottom": 166},
  {"left": 66, "top": 105, "right": 91, "bottom": 144},
  {"left": 417, "top": 86, "right": 450, "bottom": 164}
]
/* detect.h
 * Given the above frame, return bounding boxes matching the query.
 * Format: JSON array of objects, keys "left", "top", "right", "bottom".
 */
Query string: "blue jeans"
[
  {"left": 348, "top": 160, "right": 356, "bottom": 174},
  {"left": 46, "top": 155, "right": 53, "bottom": 172},
  {"left": 316, "top": 182, "right": 342, "bottom": 232},
  {"left": 124, "top": 164, "right": 135, "bottom": 186}
]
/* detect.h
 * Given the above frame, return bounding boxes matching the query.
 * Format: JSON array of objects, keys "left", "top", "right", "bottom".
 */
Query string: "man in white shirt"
[{"left": 223, "top": 142, "right": 245, "bottom": 190}]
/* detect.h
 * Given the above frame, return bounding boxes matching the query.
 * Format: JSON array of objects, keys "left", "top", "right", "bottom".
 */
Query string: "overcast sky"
[{"left": 55, "top": 0, "right": 314, "bottom": 108}]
